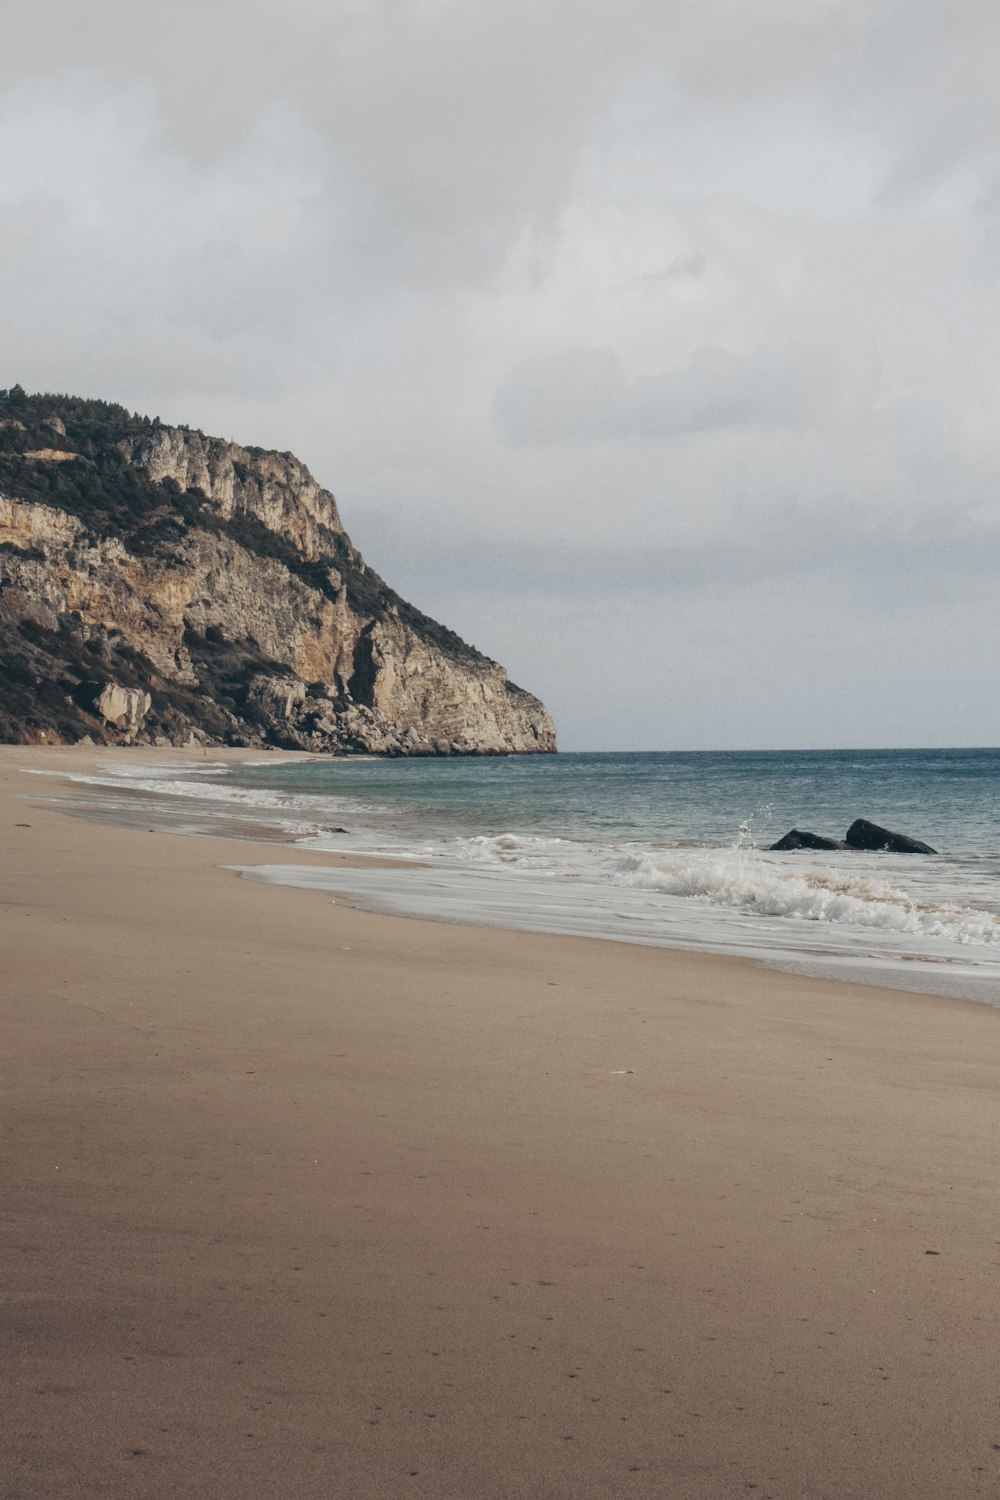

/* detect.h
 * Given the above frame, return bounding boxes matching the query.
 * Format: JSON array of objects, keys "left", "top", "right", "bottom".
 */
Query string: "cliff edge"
[{"left": 0, "top": 387, "right": 556, "bottom": 754}]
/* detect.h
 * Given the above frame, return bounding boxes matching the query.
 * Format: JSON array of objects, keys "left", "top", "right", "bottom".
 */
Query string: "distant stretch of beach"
[{"left": 4, "top": 744, "right": 1000, "bottom": 1500}]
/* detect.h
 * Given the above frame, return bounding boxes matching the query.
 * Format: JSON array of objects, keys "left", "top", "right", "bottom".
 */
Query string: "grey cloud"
[
  {"left": 493, "top": 337, "right": 880, "bottom": 446},
  {"left": 3, "top": 1, "right": 1000, "bottom": 746},
  {"left": 5, "top": 0, "right": 998, "bottom": 288},
  {"left": 635, "top": 253, "right": 707, "bottom": 283},
  {"left": 350, "top": 499, "right": 1000, "bottom": 750},
  {"left": 350, "top": 495, "right": 999, "bottom": 607},
  {"left": 0, "top": 2, "right": 630, "bottom": 288}
]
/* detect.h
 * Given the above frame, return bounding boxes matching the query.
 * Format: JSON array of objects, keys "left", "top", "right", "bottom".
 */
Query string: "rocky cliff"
[{"left": 0, "top": 388, "right": 556, "bottom": 754}]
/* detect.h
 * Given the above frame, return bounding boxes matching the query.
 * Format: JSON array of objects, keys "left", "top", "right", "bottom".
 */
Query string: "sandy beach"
[{"left": 3, "top": 746, "right": 1000, "bottom": 1500}]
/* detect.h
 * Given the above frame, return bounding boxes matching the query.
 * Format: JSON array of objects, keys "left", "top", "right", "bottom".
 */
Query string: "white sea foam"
[
  {"left": 25, "top": 754, "right": 1000, "bottom": 1001},
  {"left": 30, "top": 766, "right": 302, "bottom": 806},
  {"left": 25, "top": 760, "right": 360, "bottom": 819},
  {"left": 445, "top": 829, "right": 1000, "bottom": 949},
  {"left": 612, "top": 849, "right": 1000, "bottom": 947},
  {"left": 346, "top": 810, "right": 1000, "bottom": 962},
  {"left": 456, "top": 831, "right": 576, "bottom": 870}
]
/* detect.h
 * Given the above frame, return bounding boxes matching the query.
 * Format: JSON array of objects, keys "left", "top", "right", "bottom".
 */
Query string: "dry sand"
[{"left": 3, "top": 745, "right": 1000, "bottom": 1499}]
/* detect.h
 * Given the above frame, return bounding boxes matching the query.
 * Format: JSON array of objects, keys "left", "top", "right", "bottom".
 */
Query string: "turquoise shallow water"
[{"left": 39, "top": 748, "right": 1000, "bottom": 1005}]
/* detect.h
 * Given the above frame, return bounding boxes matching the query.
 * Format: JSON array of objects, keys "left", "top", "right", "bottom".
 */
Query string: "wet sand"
[{"left": 3, "top": 745, "right": 1000, "bottom": 1499}]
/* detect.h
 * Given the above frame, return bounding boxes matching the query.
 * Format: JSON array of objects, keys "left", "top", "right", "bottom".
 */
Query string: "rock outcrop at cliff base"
[{"left": 0, "top": 388, "right": 556, "bottom": 755}]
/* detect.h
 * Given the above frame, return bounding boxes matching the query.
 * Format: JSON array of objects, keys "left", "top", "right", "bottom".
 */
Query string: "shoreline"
[
  {"left": 5, "top": 746, "right": 1000, "bottom": 1498},
  {"left": 16, "top": 744, "right": 1000, "bottom": 1012}
]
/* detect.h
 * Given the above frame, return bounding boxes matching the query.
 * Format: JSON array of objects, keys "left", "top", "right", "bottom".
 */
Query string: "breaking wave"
[
  {"left": 613, "top": 849, "right": 1000, "bottom": 947},
  {"left": 25, "top": 756, "right": 1000, "bottom": 990},
  {"left": 452, "top": 831, "right": 1000, "bottom": 950}
]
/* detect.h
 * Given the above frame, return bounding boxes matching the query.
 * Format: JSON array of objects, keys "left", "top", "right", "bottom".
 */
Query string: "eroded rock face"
[
  {"left": 247, "top": 674, "right": 308, "bottom": 722},
  {"left": 118, "top": 427, "right": 343, "bottom": 563},
  {"left": 95, "top": 683, "right": 152, "bottom": 738},
  {"left": 0, "top": 399, "right": 556, "bottom": 754}
]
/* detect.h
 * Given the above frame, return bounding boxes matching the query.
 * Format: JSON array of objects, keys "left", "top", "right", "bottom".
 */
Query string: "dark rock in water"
[
  {"left": 845, "top": 819, "right": 936, "bottom": 854},
  {"left": 770, "top": 829, "right": 848, "bottom": 852}
]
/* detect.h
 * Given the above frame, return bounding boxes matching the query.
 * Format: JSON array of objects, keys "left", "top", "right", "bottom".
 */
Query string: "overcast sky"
[{"left": 3, "top": 0, "right": 999, "bottom": 748}]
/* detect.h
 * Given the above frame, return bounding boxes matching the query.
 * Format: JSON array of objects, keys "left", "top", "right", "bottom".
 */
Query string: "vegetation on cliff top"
[
  {"left": 0, "top": 385, "right": 199, "bottom": 542},
  {"left": 0, "top": 386, "right": 551, "bottom": 749},
  {"left": 0, "top": 386, "right": 486, "bottom": 665}
]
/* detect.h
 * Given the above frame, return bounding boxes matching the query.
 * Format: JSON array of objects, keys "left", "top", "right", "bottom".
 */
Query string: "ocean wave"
[
  {"left": 26, "top": 762, "right": 1000, "bottom": 957},
  {"left": 455, "top": 831, "right": 577, "bottom": 866},
  {"left": 27, "top": 763, "right": 343, "bottom": 814},
  {"left": 614, "top": 849, "right": 1000, "bottom": 947}
]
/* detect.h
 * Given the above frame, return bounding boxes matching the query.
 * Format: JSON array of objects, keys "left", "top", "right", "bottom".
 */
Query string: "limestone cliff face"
[
  {"left": 0, "top": 391, "right": 556, "bottom": 753},
  {"left": 118, "top": 427, "right": 344, "bottom": 563}
]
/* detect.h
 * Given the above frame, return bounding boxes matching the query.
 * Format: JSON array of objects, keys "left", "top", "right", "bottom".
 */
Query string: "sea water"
[{"left": 36, "top": 748, "right": 1000, "bottom": 1005}]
